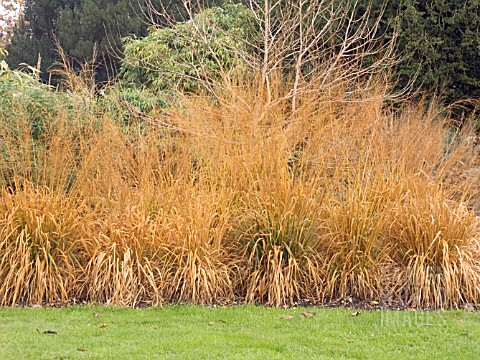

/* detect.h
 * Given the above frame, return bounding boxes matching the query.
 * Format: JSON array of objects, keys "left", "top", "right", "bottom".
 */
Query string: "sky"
[{"left": 0, "top": 0, "right": 24, "bottom": 43}]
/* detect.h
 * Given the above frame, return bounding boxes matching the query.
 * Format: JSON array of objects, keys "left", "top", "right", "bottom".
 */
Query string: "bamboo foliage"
[
  {"left": 1, "top": 73, "right": 477, "bottom": 308},
  {"left": 0, "top": 2, "right": 478, "bottom": 309}
]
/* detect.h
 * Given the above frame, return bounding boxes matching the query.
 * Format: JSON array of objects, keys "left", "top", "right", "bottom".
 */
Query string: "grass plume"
[{"left": 0, "top": 72, "right": 478, "bottom": 308}]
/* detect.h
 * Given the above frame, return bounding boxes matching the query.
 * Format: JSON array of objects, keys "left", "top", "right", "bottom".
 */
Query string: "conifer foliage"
[
  {"left": 360, "top": 0, "right": 480, "bottom": 107},
  {"left": 5, "top": 0, "right": 174, "bottom": 83}
]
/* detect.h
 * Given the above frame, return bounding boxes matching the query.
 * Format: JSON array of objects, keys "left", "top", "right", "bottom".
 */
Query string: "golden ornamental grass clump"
[{"left": 0, "top": 71, "right": 478, "bottom": 308}]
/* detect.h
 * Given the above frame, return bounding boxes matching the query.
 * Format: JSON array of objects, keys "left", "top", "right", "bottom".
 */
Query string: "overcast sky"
[{"left": 0, "top": 1, "right": 23, "bottom": 40}]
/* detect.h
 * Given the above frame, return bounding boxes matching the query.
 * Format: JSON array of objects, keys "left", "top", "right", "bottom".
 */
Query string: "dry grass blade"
[
  {"left": 0, "top": 40, "right": 478, "bottom": 308},
  {"left": 0, "top": 184, "right": 87, "bottom": 305},
  {"left": 389, "top": 190, "right": 480, "bottom": 308}
]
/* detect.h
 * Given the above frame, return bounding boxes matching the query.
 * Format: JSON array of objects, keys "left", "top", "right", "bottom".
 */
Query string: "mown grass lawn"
[{"left": 0, "top": 306, "right": 479, "bottom": 359}]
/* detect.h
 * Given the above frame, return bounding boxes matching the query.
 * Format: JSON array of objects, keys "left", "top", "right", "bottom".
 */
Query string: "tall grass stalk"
[{"left": 0, "top": 73, "right": 478, "bottom": 308}]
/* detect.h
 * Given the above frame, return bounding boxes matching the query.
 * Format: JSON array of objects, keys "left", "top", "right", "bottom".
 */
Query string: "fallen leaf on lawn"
[
  {"left": 77, "top": 349, "right": 87, "bottom": 352},
  {"left": 94, "top": 312, "right": 101, "bottom": 317},
  {"left": 43, "top": 330, "right": 57, "bottom": 334},
  {"left": 208, "top": 322, "right": 215, "bottom": 326},
  {"left": 300, "top": 311, "right": 316, "bottom": 318},
  {"left": 99, "top": 324, "right": 108, "bottom": 328},
  {"left": 350, "top": 311, "right": 361, "bottom": 317},
  {"left": 281, "top": 315, "right": 294, "bottom": 320},
  {"left": 370, "top": 301, "right": 379, "bottom": 305},
  {"left": 217, "top": 320, "right": 228, "bottom": 323}
]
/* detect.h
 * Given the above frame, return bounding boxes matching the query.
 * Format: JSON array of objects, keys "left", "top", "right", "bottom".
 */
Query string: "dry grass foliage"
[
  {"left": 0, "top": 74, "right": 478, "bottom": 308},
  {"left": 0, "top": 183, "right": 87, "bottom": 305}
]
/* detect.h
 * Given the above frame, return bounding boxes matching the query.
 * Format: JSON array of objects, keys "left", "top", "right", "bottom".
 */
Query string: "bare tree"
[
  {"left": 136, "top": 0, "right": 404, "bottom": 125},
  {"left": 246, "top": 1, "right": 400, "bottom": 113}
]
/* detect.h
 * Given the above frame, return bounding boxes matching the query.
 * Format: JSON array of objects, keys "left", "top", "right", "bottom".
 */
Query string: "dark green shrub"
[{"left": 121, "top": 2, "right": 255, "bottom": 93}]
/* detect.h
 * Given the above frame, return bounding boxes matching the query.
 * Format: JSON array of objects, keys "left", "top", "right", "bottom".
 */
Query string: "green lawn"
[{"left": 0, "top": 305, "right": 478, "bottom": 359}]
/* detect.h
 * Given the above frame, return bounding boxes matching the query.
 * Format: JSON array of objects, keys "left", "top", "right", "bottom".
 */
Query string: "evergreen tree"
[
  {"left": 355, "top": 0, "right": 480, "bottom": 107},
  {"left": 6, "top": 0, "right": 185, "bottom": 84},
  {"left": 400, "top": 0, "right": 480, "bottom": 105},
  {"left": 56, "top": 0, "right": 148, "bottom": 82}
]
